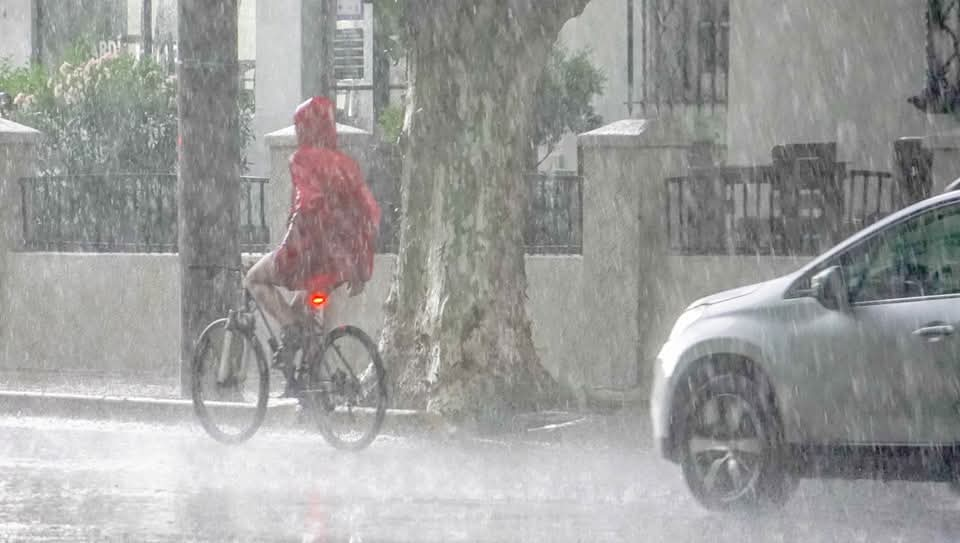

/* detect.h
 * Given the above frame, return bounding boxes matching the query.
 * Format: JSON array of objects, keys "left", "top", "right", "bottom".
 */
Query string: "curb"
[
  {"left": 0, "top": 390, "right": 444, "bottom": 435},
  {"left": 0, "top": 390, "right": 650, "bottom": 446}
]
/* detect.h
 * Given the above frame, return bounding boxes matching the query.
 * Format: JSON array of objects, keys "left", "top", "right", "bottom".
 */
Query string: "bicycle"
[{"left": 190, "top": 267, "right": 387, "bottom": 450}]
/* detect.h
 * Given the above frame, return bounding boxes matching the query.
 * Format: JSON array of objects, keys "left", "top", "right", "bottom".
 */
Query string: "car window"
[{"left": 840, "top": 204, "right": 960, "bottom": 303}]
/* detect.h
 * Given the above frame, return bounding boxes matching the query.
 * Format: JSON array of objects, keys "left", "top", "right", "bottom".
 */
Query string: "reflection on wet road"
[{"left": 1, "top": 416, "right": 960, "bottom": 541}]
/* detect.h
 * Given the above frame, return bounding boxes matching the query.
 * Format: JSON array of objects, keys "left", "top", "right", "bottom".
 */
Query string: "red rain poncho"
[{"left": 274, "top": 96, "right": 381, "bottom": 292}]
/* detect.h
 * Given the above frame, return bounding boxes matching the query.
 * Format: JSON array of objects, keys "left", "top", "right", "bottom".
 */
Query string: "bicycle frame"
[{"left": 198, "top": 263, "right": 327, "bottom": 387}]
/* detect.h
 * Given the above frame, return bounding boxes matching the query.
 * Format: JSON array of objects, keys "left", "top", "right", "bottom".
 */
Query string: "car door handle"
[{"left": 912, "top": 324, "right": 956, "bottom": 340}]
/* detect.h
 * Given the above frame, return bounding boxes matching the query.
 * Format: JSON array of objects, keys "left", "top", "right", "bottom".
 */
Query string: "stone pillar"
[
  {"left": 576, "top": 118, "right": 693, "bottom": 398},
  {"left": 0, "top": 119, "right": 41, "bottom": 340},
  {"left": 924, "top": 131, "right": 960, "bottom": 195}
]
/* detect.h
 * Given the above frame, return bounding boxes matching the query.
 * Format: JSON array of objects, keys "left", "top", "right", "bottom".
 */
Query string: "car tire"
[{"left": 676, "top": 372, "right": 795, "bottom": 511}]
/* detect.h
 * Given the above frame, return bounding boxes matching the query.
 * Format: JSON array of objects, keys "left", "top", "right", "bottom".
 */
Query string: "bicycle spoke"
[
  {"left": 191, "top": 316, "right": 269, "bottom": 444},
  {"left": 305, "top": 327, "right": 386, "bottom": 450}
]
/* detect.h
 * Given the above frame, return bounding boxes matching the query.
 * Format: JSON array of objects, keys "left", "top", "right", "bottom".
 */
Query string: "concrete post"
[
  {"left": 576, "top": 118, "right": 694, "bottom": 399},
  {"left": 924, "top": 131, "right": 960, "bottom": 195},
  {"left": 0, "top": 119, "right": 41, "bottom": 340}
]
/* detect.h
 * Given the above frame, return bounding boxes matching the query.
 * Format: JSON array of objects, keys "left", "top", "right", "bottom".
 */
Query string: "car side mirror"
[{"left": 809, "top": 266, "right": 849, "bottom": 311}]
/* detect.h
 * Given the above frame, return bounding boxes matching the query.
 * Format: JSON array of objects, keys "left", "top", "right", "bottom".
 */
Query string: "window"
[
  {"left": 334, "top": 27, "right": 365, "bottom": 81},
  {"left": 637, "top": 0, "right": 729, "bottom": 111},
  {"left": 839, "top": 205, "right": 960, "bottom": 302}
]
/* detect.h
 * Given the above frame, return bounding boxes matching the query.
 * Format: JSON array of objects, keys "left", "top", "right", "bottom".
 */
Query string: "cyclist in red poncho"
[{"left": 245, "top": 96, "right": 380, "bottom": 377}]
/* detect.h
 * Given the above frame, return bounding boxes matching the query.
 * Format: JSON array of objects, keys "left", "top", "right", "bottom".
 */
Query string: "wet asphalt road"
[{"left": 1, "top": 416, "right": 960, "bottom": 542}]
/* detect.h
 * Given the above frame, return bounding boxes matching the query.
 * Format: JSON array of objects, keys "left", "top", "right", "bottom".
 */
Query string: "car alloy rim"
[{"left": 688, "top": 392, "right": 765, "bottom": 502}]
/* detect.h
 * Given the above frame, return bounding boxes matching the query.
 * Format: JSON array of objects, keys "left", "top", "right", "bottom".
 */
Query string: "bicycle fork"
[{"left": 217, "top": 310, "right": 249, "bottom": 385}]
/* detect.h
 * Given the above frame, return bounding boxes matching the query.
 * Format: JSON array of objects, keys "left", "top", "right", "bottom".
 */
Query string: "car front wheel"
[{"left": 676, "top": 372, "right": 795, "bottom": 511}]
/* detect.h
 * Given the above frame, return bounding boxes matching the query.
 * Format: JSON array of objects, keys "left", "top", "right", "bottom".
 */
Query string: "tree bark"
[
  {"left": 177, "top": 0, "right": 241, "bottom": 395},
  {"left": 379, "top": 1, "right": 589, "bottom": 430},
  {"left": 302, "top": 0, "right": 338, "bottom": 100}
]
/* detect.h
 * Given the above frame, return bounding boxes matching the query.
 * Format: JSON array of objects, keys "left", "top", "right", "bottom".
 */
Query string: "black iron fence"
[
  {"left": 372, "top": 168, "right": 583, "bottom": 256},
  {"left": 19, "top": 174, "right": 270, "bottom": 253},
  {"left": 367, "top": 144, "right": 402, "bottom": 254},
  {"left": 526, "top": 172, "right": 583, "bottom": 254},
  {"left": 20, "top": 167, "right": 582, "bottom": 256},
  {"left": 667, "top": 165, "right": 898, "bottom": 256}
]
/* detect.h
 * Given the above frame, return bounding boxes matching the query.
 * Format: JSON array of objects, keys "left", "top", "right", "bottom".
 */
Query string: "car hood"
[{"left": 686, "top": 278, "right": 784, "bottom": 311}]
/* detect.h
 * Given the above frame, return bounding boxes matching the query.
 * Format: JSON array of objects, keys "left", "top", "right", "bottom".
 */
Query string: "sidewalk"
[{"left": 0, "top": 369, "right": 652, "bottom": 446}]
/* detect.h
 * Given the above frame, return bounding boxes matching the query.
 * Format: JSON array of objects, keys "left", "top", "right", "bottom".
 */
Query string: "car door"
[
  {"left": 888, "top": 205, "right": 960, "bottom": 442},
  {"left": 831, "top": 202, "right": 960, "bottom": 444},
  {"left": 785, "top": 202, "right": 960, "bottom": 444}
]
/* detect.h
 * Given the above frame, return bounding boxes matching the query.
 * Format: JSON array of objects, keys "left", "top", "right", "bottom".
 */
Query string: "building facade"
[{"left": 555, "top": 0, "right": 960, "bottom": 175}]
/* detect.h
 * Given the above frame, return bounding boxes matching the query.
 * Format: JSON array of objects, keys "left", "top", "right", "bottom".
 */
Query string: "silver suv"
[{"left": 651, "top": 190, "right": 960, "bottom": 510}]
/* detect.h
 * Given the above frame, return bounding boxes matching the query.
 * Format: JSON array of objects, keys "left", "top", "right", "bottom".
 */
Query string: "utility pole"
[
  {"left": 302, "top": 0, "right": 338, "bottom": 100},
  {"left": 176, "top": 0, "right": 241, "bottom": 395}
]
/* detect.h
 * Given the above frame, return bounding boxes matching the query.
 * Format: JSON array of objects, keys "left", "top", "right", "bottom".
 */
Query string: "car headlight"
[{"left": 668, "top": 305, "right": 706, "bottom": 341}]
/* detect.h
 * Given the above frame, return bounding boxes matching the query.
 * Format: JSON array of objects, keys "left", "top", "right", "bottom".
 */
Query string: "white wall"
[
  {"left": 727, "top": 0, "right": 960, "bottom": 170},
  {"left": 0, "top": 252, "right": 590, "bottom": 388},
  {"left": 251, "top": 0, "right": 303, "bottom": 176},
  {"left": 0, "top": 253, "right": 181, "bottom": 378},
  {"left": 0, "top": 0, "right": 33, "bottom": 67}
]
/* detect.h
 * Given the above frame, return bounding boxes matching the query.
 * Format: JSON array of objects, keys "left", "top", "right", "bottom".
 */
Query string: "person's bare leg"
[
  {"left": 245, "top": 253, "right": 303, "bottom": 397},
  {"left": 244, "top": 252, "right": 298, "bottom": 328}
]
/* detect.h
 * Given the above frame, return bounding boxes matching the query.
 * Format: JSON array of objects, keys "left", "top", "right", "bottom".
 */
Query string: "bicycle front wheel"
[
  {"left": 191, "top": 317, "right": 270, "bottom": 444},
  {"left": 304, "top": 325, "right": 387, "bottom": 450}
]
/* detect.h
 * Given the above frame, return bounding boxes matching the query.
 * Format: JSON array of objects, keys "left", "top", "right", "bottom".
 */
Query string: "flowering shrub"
[{"left": 3, "top": 51, "right": 252, "bottom": 174}]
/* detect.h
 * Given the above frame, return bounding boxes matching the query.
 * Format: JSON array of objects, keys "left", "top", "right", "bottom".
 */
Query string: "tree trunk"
[
  {"left": 371, "top": 6, "right": 391, "bottom": 136},
  {"left": 177, "top": 0, "right": 241, "bottom": 395},
  {"left": 379, "top": 1, "right": 588, "bottom": 429},
  {"left": 302, "top": 0, "right": 338, "bottom": 100}
]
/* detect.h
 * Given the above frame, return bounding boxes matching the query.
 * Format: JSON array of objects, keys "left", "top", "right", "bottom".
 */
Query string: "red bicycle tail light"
[{"left": 309, "top": 292, "right": 327, "bottom": 308}]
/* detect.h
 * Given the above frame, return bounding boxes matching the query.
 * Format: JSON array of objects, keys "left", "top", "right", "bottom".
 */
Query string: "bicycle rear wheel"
[
  {"left": 191, "top": 316, "right": 270, "bottom": 444},
  {"left": 304, "top": 325, "right": 387, "bottom": 450}
]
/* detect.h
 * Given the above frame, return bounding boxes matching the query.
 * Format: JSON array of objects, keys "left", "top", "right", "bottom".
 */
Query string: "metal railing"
[
  {"left": 372, "top": 170, "right": 584, "bottom": 256},
  {"left": 667, "top": 165, "right": 897, "bottom": 256},
  {"left": 19, "top": 174, "right": 270, "bottom": 253},
  {"left": 525, "top": 172, "right": 583, "bottom": 255},
  {"left": 845, "top": 169, "right": 897, "bottom": 232}
]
